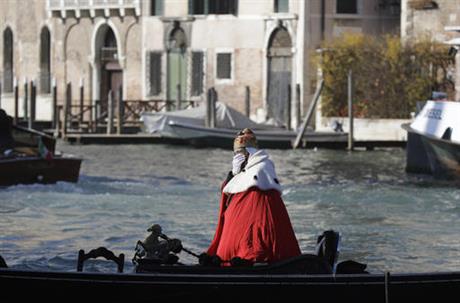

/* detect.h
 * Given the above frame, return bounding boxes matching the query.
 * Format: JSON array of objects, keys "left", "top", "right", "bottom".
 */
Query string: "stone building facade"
[{"left": 0, "top": 0, "right": 400, "bottom": 128}]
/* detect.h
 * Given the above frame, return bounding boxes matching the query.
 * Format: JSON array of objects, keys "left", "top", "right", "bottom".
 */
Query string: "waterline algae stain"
[{"left": 1, "top": 144, "right": 459, "bottom": 273}]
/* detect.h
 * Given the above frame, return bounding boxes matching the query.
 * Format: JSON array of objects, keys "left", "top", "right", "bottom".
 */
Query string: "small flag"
[{"left": 38, "top": 137, "right": 53, "bottom": 160}]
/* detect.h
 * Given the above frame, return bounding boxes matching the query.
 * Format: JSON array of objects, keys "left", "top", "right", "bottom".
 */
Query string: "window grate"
[
  {"left": 216, "top": 53, "right": 231, "bottom": 80},
  {"left": 147, "top": 52, "right": 162, "bottom": 96},
  {"left": 191, "top": 52, "right": 204, "bottom": 96},
  {"left": 189, "top": 0, "right": 238, "bottom": 15}
]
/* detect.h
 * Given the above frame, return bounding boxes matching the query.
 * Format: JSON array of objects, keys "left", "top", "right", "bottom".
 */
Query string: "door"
[
  {"left": 267, "top": 27, "right": 292, "bottom": 127},
  {"left": 267, "top": 56, "right": 291, "bottom": 127},
  {"left": 168, "top": 51, "right": 187, "bottom": 107},
  {"left": 100, "top": 62, "right": 123, "bottom": 116}
]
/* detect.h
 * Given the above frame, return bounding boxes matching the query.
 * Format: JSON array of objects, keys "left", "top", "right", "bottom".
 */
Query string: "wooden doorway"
[
  {"left": 267, "top": 27, "right": 292, "bottom": 127},
  {"left": 101, "top": 63, "right": 123, "bottom": 112},
  {"left": 99, "top": 27, "right": 122, "bottom": 116}
]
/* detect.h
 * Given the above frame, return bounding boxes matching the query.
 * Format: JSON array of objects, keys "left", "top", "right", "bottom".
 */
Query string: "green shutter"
[
  {"left": 191, "top": 52, "right": 204, "bottom": 96},
  {"left": 148, "top": 52, "right": 162, "bottom": 96},
  {"left": 217, "top": 53, "right": 231, "bottom": 79}
]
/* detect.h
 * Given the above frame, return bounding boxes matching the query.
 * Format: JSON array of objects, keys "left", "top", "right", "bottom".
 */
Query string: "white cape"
[{"left": 223, "top": 150, "right": 282, "bottom": 195}]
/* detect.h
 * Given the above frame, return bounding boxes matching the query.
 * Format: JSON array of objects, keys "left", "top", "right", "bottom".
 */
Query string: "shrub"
[{"left": 318, "top": 34, "right": 454, "bottom": 118}]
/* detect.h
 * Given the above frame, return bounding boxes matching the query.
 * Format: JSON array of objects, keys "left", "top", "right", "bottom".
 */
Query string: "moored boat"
[
  {"left": 0, "top": 112, "right": 82, "bottom": 186},
  {"left": 0, "top": 155, "right": 82, "bottom": 186},
  {"left": 402, "top": 100, "right": 460, "bottom": 179},
  {"left": 167, "top": 121, "right": 348, "bottom": 149}
]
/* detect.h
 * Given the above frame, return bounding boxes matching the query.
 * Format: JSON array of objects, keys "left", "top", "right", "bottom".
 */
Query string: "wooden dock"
[{"left": 57, "top": 131, "right": 405, "bottom": 150}]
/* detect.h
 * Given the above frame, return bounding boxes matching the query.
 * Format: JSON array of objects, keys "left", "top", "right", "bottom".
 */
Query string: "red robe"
[{"left": 207, "top": 186, "right": 301, "bottom": 265}]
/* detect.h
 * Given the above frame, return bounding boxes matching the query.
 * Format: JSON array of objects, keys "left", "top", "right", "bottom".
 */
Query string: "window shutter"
[
  {"left": 191, "top": 52, "right": 204, "bottom": 96},
  {"left": 337, "top": 0, "right": 358, "bottom": 14},
  {"left": 216, "top": 53, "right": 231, "bottom": 80},
  {"left": 147, "top": 52, "right": 162, "bottom": 96},
  {"left": 151, "top": 0, "right": 164, "bottom": 16},
  {"left": 3, "top": 28, "right": 13, "bottom": 93},
  {"left": 190, "top": 0, "right": 206, "bottom": 15},
  {"left": 275, "top": 0, "right": 289, "bottom": 13}
]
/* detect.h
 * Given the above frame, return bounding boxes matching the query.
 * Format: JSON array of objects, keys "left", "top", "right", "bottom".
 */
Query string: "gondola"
[{"left": 0, "top": 230, "right": 458, "bottom": 302}]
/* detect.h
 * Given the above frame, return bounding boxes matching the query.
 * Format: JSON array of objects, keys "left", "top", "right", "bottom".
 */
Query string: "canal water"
[{"left": 1, "top": 144, "right": 460, "bottom": 274}]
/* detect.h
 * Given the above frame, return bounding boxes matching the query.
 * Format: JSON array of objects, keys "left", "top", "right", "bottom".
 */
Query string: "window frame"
[
  {"left": 189, "top": 0, "right": 238, "bottom": 16},
  {"left": 335, "top": 0, "right": 360, "bottom": 15},
  {"left": 150, "top": 0, "right": 164, "bottom": 16},
  {"left": 190, "top": 50, "right": 205, "bottom": 97},
  {"left": 146, "top": 51, "right": 163, "bottom": 97},
  {"left": 274, "top": 0, "right": 289, "bottom": 13},
  {"left": 214, "top": 49, "right": 234, "bottom": 84},
  {"left": 2, "top": 27, "right": 14, "bottom": 94},
  {"left": 39, "top": 26, "right": 51, "bottom": 95}
]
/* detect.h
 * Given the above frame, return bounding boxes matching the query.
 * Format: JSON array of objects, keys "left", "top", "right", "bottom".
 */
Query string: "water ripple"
[{"left": 1, "top": 145, "right": 460, "bottom": 274}]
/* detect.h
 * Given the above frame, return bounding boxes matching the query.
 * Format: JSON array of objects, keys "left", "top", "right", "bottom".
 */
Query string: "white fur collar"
[{"left": 222, "top": 150, "right": 283, "bottom": 195}]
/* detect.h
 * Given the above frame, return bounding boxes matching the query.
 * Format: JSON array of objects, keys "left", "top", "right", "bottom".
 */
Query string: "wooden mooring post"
[
  {"left": 211, "top": 88, "right": 217, "bottom": 128},
  {"left": 13, "top": 78, "right": 18, "bottom": 125},
  {"left": 176, "top": 84, "right": 181, "bottom": 111},
  {"left": 295, "top": 84, "right": 301, "bottom": 129},
  {"left": 206, "top": 87, "right": 217, "bottom": 128},
  {"left": 285, "top": 84, "right": 291, "bottom": 131},
  {"left": 63, "top": 82, "right": 71, "bottom": 138},
  {"left": 292, "top": 79, "right": 324, "bottom": 149},
  {"left": 245, "top": 86, "right": 250, "bottom": 118},
  {"left": 347, "top": 69, "right": 354, "bottom": 151},
  {"left": 28, "top": 81, "right": 36, "bottom": 129},
  {"left": 107, "top": 90, "right": 114, "bottom": 135},
  {"left": 23, "top": 78, "right": 28, "bottom": 121},
  {"left": 79, "top": 78, "right": 84, "bottom": 127},
  {"left": 117, "top": 86, "right": 123, "bottom": 135},
  {"left": 51, "top": 79, "right": 57, "bottom": 130}
]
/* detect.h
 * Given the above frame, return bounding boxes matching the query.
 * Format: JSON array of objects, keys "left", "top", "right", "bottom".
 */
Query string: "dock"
[
  {"left": 54, "top": 131, "right": 405, "bottom": 150},
  {"left": 7, "top": 81, "right": 405, "bottom": 150}
]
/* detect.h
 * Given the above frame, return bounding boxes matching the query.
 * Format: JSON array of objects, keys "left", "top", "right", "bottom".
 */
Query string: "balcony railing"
[{"left": 46, "top": 0, "right": 141, "bottom": 18}]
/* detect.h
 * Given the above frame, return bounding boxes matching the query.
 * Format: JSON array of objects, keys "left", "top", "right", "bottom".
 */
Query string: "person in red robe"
[{"left": 206, "top": 129, "right": 301, "bottom": 266}]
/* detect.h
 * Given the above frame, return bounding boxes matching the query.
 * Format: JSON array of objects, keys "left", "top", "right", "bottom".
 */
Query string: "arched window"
[
  {"left": 3, "top": 27, "right": 13, "bottom": 93},
  {"left": 40, "top": 27, "right": 51, "bottom": 94},
  {"left": 101, "top": 27, "right": 118, "bottom": 62}
]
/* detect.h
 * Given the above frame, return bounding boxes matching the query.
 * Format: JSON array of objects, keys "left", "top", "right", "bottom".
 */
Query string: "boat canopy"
[{"left": 141, "top": 102, "right": 271, "bottom": 137}]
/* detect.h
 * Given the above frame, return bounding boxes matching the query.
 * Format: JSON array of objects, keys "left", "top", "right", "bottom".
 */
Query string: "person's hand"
[{"left": 232, "top": 153, "right": 246, "bottom": 175}]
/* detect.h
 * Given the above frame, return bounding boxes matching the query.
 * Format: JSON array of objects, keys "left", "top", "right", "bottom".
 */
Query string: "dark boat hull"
[
  {"left": 403, "top": 123, "right": 460, "bottom": 179},
  {"left": 1, "top": 268, "right": 459, "bottom": 302},
  {"left": 0, "top": 156, "right": 82, "bottom": 186}
]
